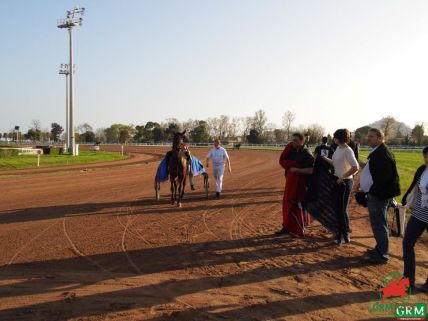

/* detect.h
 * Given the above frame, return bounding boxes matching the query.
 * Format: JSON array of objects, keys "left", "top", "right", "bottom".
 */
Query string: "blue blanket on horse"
[
  {"left": 190, "top": 156, "right": 206, "bottom": 176},
  {"left": 156, "top": 157, "right": 169, "bottom": 182},
  {"left": 156, "top": 156, "right": 205, "bottom": 182}
]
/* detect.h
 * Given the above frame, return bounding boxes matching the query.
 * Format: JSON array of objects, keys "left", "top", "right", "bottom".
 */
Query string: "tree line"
[{"left": 3, "top": 111, "right": 427, "bottom": 146}]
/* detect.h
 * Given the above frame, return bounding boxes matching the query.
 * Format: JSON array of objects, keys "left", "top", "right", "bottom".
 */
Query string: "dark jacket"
[
  {"left": 314, "top": 144, "right": 333, "bottom": 158},
  {"left": 367, "top": 143, "right": 401, "bottom": 200},
  {"left": 348, "top": 140, "right": 359, "bottom": 160},
  {"left": 402, "top": 165, "right": 426, "bottom": 205}
]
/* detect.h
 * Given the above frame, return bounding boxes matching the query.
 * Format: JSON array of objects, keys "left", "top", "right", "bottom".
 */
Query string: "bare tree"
[
  {"left": 380, "top": 116, "right": 397, "bottom": 139},
  {"left": 182, "top": 119, "right": 198, "bottom": 133},
  {"left": 251, "top": 109, "right": 267, "bottom": 135},
  {"left": 263, "top": 123, "right": 277, "bottom": 143},
  {"left": 30, "top": 120, "right": 42, "bottom": 131},
  {"left": 282, "top": 110, "right": 296, "bottom": 140},
  {"left": 218, "top": 115, "right": 230, "bottom": 140},
  {"left": 240, "top": 116, "right": 253, "bottom": 141},
  {"left": 227, "top": 117, "right": 242, "bottom": 139},
  {"left": 76, "top": 123, "right": 93, "bottom": 134},
  {"left": 95, "top": 128, "right": 106, "bottom": 143},
  {"left": 305, "top": 123, "right": 325, "bottom": 144},
  {"left": 207, "top": 117, "right": 220, "bottom": 139}
]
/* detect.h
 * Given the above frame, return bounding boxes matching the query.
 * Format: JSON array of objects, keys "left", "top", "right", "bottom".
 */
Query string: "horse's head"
[{"left": 172, "top": 130, "right": 186, "bottom": 150}]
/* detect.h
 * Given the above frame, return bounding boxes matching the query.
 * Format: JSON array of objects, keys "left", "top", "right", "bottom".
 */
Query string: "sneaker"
[
  {"left": 274, "top": 227, "right": 290, "bottom": 236},
  {"left": 216, "top": 192, "right": 220, "bottom": 197},
  {"left": 344, "top": 234, "right": 351, "bottom": 243},
  {"left": 332, "top": 237, "right": 345, "bottom": 245},
  {"left": 191, "top": 185, "right": 195, "bottom": 191}
]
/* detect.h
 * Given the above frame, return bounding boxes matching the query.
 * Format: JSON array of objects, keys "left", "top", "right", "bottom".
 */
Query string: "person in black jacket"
[
  {"left": 348, "top": 133, "right": 360, "bottom": 161},
  {"left": 314, "top": 136, "right": 333, "bottom": 159},
  {"left": 359, "top": 128, "right": 401, "bottom": 264},
  {"left": 401, "top": 146, "right": 428, "bottom": 293}
]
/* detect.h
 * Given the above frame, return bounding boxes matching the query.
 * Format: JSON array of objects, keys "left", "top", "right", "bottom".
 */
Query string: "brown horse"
[{"left": 169, "top": 131, "right": 187, "bottom": 207}]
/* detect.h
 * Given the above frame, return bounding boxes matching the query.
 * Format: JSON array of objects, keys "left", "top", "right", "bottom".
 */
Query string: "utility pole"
[
  {"left": 14, "top": 126, "right": 19, "bottom": 143},
  {"left": 59, "top": 64, "right": 70, "bottom": 150},
  {"left": 57, "top": 7, "right": 85, "bottom": 156}
]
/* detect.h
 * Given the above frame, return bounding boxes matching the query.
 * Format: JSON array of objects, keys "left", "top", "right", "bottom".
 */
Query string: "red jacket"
[{"left": 279, "top": 142, "right": 309, "bottom": 202}]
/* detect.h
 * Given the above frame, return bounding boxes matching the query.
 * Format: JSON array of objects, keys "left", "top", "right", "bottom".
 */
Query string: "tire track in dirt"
[
  {"left": 119, "top": 207, "right": 143, "bottom": 274},
  {"left": 62, "top": 217, "right": 110, "bottom": 273},
  {"left": 59, "top": 187, "right": 117, "bottom": 273},
  {"left": 227, "top": 162, "right": 287, "bottom": 269},
  {"left": 5, "top": 221, "right": 60, "bottom": 266},
  {"left": 114, "top": 204, "right": 198, "bottom": 312}
]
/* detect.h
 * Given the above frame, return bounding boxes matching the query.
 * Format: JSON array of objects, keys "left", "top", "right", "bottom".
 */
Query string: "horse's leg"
[
  {"left": 181, "top": 175, "right": 186, "bottom": 202},
  {"left": 178, "top": 170, "right": 187, "bottom": 207},
  {"left": 170, "top": 178, "right": 175, "bottom": 205},
  {"left": 177, "top": 176, "right": 182, "bottom": 207}
]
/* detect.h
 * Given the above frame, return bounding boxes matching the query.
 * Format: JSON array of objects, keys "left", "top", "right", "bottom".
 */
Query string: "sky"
[{"left": 0, "top": 0, "right": 427, "bottom": 135}]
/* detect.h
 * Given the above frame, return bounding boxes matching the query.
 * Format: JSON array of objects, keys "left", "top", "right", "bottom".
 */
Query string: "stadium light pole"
[
  {"left": 57, "top": 7, "right": 85, "bottom": 156},
  {"left": 14, "top": 126, "right": 19, "bottom": 143},
  {"left": 59, "top": 64, "right": 70, "bottom": 150}
]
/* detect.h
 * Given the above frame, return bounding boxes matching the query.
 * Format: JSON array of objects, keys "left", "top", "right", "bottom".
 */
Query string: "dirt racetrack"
[{"left": 0, "top": 146, "right": 426, "bottom": 321}]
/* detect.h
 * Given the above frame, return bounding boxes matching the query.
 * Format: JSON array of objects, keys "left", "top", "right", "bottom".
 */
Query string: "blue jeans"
[
  {"left": 343, "top": 179, "right": 353, "bottom": 233},
  {"left": 403, "top": 215, "right": 428, "bottom": 287},
  {"left": 336, "top": 179, "right": 353, "bottom": 239},
  {"left": 367, "top": 196, "right": 391, "bottom": 260}
]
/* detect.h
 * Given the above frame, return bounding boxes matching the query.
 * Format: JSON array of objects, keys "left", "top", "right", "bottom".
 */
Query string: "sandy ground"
[{"left": 0, "top": 146, "right": 426, "bottom": 321}]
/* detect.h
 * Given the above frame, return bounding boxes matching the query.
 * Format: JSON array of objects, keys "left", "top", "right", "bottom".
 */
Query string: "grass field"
[
  {"left": 360, "top": 150, "right": 424, "bottom": 199},
  {"left": 0, "top": 150, "right": 126, "bottom": 169}
]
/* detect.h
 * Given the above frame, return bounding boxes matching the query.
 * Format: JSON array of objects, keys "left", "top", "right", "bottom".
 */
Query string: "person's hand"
[
  {"left": 228, "top": 167, "right": 232, "bottom": 173},
  {"left": 355, "top": 182, "right": 360, "bottom": 190}
]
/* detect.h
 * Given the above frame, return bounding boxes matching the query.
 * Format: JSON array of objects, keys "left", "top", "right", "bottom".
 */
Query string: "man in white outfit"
[{"left": 206, "top": 139, "right": 232, "bottom": 197}]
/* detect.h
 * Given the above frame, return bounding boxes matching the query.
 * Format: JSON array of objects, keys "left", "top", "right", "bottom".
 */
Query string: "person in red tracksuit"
[{"left": 276, "top": 132, "right": 314, "bottom": 237}]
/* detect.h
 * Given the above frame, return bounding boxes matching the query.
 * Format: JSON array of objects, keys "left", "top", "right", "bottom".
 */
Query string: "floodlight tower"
[
  {"left": 14, "top": 126, "right": 20, "bottom": 142},
  {"left": 59, "top": 64, "right": 70, "bottom": 150},
  {"left": 57, "top": 7, "right": 85, "bottom": 156}
]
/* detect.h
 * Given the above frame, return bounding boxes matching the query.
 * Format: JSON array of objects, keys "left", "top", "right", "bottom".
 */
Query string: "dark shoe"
[
  {"left": 365, "top": 248, "right": 378, "bottom": 257},
  {"left": 216, "top": 192, "right": 220, "bottom": 197},
  {"left": 191, "top": 185, "right": 195, "bottom": 191},
  {"left": 274, "top": 227, "right": 290, "bottom": 236},
  {"left": 361, "top": 255, "right": 388, "bottom": 265}
]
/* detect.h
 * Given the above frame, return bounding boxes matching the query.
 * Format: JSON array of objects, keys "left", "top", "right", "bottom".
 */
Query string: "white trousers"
[
  {"left": 213, "top": 164, "right": 225, "bottom": 192},
  {"left": 187, "top": 164, "right": 194, "bottom": 186}
]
